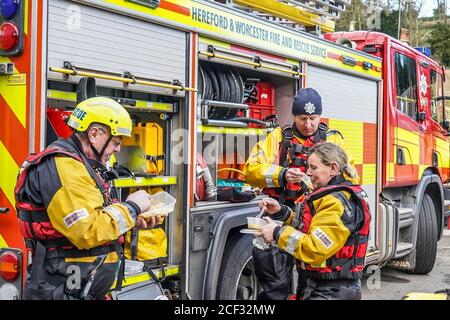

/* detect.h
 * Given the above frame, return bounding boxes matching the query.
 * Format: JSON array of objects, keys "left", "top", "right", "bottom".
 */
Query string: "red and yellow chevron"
[
  {"left": 0, "top": 1, "right": 45, "bottom": 261},
  {"left": 385, "top": 117, "right": 450, "bottom": 187}
]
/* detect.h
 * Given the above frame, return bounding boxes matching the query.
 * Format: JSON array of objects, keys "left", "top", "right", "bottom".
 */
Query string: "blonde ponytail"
[
  {"left": 341, "top": 164, "right": 357, "bottom": 179},
  {"left": 308, "top": 142, "right": 356, "bottom": 178}
]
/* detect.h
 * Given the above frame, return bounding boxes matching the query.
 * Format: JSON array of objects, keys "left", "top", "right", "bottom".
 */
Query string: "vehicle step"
[
  {"left": 444, "top": 200, "right": 450, "bottom": 213},
  {"left": 444, "top": 186, "right": 450, "bottom": 200},
  {"left": 393, "top": 242, "right": 413, "bottom": 259},
  {"left": 397, "top": 207, "right": 414, "bottom": 228}
]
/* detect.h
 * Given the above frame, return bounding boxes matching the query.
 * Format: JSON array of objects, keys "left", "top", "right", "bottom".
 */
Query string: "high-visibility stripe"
[
  {"left": 418, "top": 165, "right": 428, "bottom": 179},
  {"left": 0, "top": 95, "right": 28, "bottom": 166},
  {"left": 396, "top": 128, "right": 420, "bottom": 165},
  {"left": 363, "top": 123, "right": 377, "bottom": 163},
  {"left": 0, "top": 234, "right": 8, "bottom": 248},
  {"left": 200, "top": 36, "right": 231, "bottom": 50},
  {"left": 0, "top": 66, "right": 27, "bottom": 128},
  {"left": 395, "top": 164, "right": 419, "bottom": 184},
  {"left": 103, "top": 206, "right": 129, "bottom": 235},
  {"left": 387, "top": 162, "right": 395, "bottom": 182},
  {"left": 285, "top": 229, "right": 304, "bottom": 255},
  {"left": 24, "top": 0, "right": 29, "bottom": 36},
  {"left": 105, "top": 0, "right": 190, "bottom": 17},
  {"left": 197, "top": 125, "right": 267, "bottom": 136},
  {"left": 0, "top": 0, "right": 33, "bottom": 258},
  {"left": 362, "top": 164, "right": 376, "bottom": 185},
  {"left": 265, "top": 164, "right": 278, "bottom": 188},
  {"left": 46, "top": 90, "right": 174, "bottom": 112},
  {"left": 328, "top": 119, "right": 364, "bottom": 164},
  {"left": 435, "top": 137, "right": 450, "bottom": 169},
  {"left": 0, "top": 141, "right": 19, "bottom": 207},
  {"left": 159, "top": 0, "right": 190, "bottom": 16},
  {"left": 47, "top": 90, "right": 77, "bottom": 101},
  {"left": 111, "top": 265, "right": 180, "bottom": 288}
]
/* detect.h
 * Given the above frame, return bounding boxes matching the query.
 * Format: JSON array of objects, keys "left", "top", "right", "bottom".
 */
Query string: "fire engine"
[{"left": 0, "top": 0, "right": 448, "bottom": 300}]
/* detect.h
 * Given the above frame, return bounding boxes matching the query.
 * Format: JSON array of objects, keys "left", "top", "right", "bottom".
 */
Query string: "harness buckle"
[{"left": 292, "top": 202, "right": 305, "bottom": 230}]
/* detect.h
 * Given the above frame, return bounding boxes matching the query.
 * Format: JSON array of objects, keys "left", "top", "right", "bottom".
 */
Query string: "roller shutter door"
[
  {"left": 308, "top": 65, "right": 380, "bottom": 251},
  {"left": 307, "top": 65, "right": 377, "bottom": 123},
  {"left": 48, "top": 0, "right": 187, "bottom": 96}
]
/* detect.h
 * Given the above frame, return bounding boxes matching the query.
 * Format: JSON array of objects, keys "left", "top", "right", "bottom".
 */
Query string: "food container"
[
  {"left": 247, "top": 217, "right": 283, "bottom": 230},
  {"left": 141, "top": 191, "right": 176, "bottom": 218}
]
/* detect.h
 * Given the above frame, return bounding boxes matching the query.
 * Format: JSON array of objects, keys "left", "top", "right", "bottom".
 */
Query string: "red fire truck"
[{"left": 0, "top": 0, "right": 448, "bottom": 300}]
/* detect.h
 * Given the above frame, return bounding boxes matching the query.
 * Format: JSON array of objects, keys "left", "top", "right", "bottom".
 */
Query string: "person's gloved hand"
[{"left": 126, "top": 190, "right": 151, "bottom": 213}]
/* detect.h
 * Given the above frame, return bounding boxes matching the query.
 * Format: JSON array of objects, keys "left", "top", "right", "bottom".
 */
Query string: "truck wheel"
[
  {"left": 410, "top": 193, "right": 438, "bottom": 274},
  {"left": 216, "top": 234, "right": 261, "bottom": 300}
]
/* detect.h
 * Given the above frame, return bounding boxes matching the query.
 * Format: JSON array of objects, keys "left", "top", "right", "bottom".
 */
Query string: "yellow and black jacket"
[
  {"left": 270, "top": 175, "right": 371, "bottom": 280},
  {"left": 243, "top": 123, "right": 358, "bottom": 205},
  {"left": 15, "top": 135, "right": 139, "bottom": 299}
]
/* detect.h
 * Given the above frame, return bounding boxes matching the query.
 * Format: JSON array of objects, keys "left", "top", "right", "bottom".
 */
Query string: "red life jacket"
[
  {"left": 264, "top": 123, "right": 328, "bottom": 204},
  {"left": 14, "top": 139, "right": 119, "bottom": 260},
  {"left": 293, "top": 184, "right": 371, "bottom": 280}
]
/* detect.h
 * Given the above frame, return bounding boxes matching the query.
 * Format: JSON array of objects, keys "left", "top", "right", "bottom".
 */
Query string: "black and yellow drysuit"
[
  {"left": 269, "top": 175, "right": 371, "bottom": 300},
  {"left": 15, "top": 135, "right": 141, "bottom": 300}
]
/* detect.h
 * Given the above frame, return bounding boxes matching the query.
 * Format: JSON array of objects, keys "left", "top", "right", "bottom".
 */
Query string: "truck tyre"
[
  {"left": 410, "top": 193, "right": 438, "bottom": 274},
  {"left": 216, "top": 234, "right": 260, "bottom": 300}
]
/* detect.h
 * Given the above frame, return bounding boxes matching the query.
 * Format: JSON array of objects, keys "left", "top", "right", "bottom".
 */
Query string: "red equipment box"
[
  {"left": 255, "top": 82, "right": 275, "bottom": 106},
  {"left": 248, "top": 103, "right": 275, "bottom": 128}
]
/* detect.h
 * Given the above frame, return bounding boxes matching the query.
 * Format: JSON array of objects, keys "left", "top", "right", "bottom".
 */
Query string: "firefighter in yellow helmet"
[
  {"left": 244, "top": 88, "right": 358, "bottom": 300},
  {"left": 15, "top": 97, "right": 159, "bottom": 300}
]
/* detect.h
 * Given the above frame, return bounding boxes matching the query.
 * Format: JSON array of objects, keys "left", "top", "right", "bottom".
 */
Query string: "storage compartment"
[
  {"left": 198, "top": 60, "right": 297, "bottom": 127},
  {"left": 194, "top": 38, "right": 304, "bottom": 205},
  {"left": 195, "top": 59, "right": 299, "bottom": 204},
  {"left": 196, "top": 61, "right": 298, "bottom": 201},
  {"left": 120, "top": 122, "right": 165, "bottom": 176}
]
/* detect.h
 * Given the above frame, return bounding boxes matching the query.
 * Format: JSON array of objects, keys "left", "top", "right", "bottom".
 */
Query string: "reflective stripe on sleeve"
[
  {"left": 265, "top": 164, "right": 279, "bottom": 187},
  {"left": 104, "top": 205, "right": 129, "bottom": 235},
  {"left": 285, "top": 228, "right": 305, "bottom": 255}
]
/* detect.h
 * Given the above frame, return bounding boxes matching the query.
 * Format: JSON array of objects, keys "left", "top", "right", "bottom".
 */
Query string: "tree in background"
[
  {"left": 335, "top": 0, "right": 367, "bottom": 31},
  {"left": 380, "top": 9, "right": 399, "bottom": 37},
  {"left": 433, "top": 1, "right": 447, "bottom": 24},
  {"left": 427, "top": 23, "right": 450, "bottom": 67}
]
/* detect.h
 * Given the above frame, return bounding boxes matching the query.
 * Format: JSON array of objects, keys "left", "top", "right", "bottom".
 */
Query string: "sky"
[
  {"left": 417, "top": 0, "right": 442, "bottom": 17},
  {"left": 377, "top": 0, "right": 446, "bottom": 17}
]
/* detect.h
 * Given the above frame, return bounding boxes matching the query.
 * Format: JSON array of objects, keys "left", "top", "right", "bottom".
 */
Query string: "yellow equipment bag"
[
  {"left": 124, "top": 187, "right": 168, "bottom": 262},
  {"left": 124, "top": 226, "right": 167, "bottom": 262},
  {"left": 122, "top": 122, "right": 164, "bottom": 175}
]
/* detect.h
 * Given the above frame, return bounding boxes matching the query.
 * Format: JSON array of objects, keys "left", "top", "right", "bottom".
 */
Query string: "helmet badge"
[{"left": 304, "top": 102, "right": 316, "bottom": 114}]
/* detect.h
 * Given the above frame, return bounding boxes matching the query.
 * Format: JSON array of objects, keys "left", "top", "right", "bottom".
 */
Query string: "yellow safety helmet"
[{"left": 67, "top": 97, "right": 132, "bottom": 137}]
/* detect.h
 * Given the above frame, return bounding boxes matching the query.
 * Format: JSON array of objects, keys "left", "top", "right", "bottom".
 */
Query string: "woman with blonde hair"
[{"left": 257, "top": 142, "right": 371, "bottom": 300}]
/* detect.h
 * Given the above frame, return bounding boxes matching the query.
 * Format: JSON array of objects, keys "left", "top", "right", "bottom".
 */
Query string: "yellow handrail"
[
  {"left": 49, "top": 67, "right": 197, "bottom": 92},
  {"left": 199, "top": 51, "right": 306, "bottom": 77}
]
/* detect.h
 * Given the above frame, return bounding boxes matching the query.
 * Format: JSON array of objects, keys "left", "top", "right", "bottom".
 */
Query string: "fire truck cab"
[{"left": 325, "top": 31, "right": 449, "bottom": 273}]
